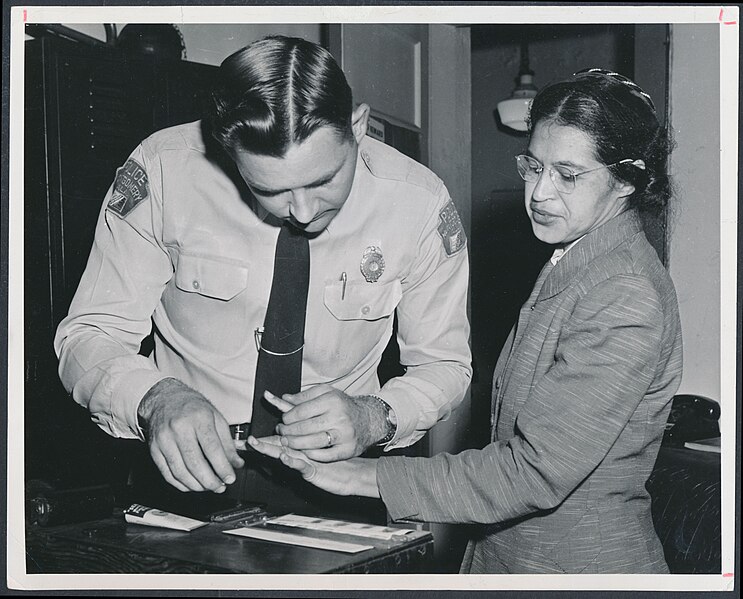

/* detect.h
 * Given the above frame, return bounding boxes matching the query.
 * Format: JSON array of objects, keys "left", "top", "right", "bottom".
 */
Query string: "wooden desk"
[{"left": 26, "top": 513, "right": 433, "bottom": 574}]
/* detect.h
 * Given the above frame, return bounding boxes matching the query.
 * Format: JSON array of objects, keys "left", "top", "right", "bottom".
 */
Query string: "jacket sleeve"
[
  {"left": 54, "top": 142, "right": 173, "bottom": 440},
  {"left": 376, "top": 188, "right": 472, "bottom": 450},
  {"left": 377, "top": 274, "right": 664, "bottom": 523}
]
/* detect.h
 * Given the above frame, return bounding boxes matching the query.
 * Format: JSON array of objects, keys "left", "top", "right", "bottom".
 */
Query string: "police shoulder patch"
[
  {"left": 437, "top": 199, "right": 467, "bottom": 256},
  {"left": 107, "top": 158, "right": 149, "bottom": 218}
]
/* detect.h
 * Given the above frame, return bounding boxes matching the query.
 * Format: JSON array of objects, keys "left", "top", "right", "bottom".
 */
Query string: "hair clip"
[
  {"left": 616, "top": 158, "right": 647, "bottom": 170},
  {"left": 573, "top": 68, "right": 656, "bottom": 112}
]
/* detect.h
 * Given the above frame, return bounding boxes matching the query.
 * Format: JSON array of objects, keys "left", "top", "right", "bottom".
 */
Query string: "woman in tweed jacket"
[{"left": 251, "top": 69, "right": 683, "bottom": 574}]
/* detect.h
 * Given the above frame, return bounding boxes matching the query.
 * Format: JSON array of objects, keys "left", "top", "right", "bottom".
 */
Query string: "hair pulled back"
[{"left": 528, "top": 70, "right": 674, "bottom": 217}]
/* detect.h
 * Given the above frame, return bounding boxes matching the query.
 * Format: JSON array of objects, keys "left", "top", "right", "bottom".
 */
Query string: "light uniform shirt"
[{"left": 54, "top": 121, "right": 472, "bottom": 450}]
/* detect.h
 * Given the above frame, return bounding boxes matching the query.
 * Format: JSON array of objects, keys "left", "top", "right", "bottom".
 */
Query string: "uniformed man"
[{"left": 55, "top": 35, "right": 471, "bottom": 512}]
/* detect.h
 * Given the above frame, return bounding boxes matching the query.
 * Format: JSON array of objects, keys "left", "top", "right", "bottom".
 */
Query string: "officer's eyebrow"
[{"left": 246, "top": 171, "right": 338, "bottom": 197}]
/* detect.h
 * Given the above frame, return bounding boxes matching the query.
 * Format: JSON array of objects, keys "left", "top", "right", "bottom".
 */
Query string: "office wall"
[
  {"left": 61, "top": 23, "right": 322, "bottom": 65},
  {"left": 667, "top": 24, "right": 722, "bottom": 402}
]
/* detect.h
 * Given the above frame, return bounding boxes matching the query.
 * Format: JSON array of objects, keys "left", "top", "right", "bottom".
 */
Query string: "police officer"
[{"left": 55, "top": 35, "right": 471, "bottom": 509}]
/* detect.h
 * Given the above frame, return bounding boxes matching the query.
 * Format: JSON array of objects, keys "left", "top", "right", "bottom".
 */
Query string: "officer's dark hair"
[
  {"left": 208, "top": 35, "right": 354, "bottom": 157},
  {"left": 527, "top": 68, "right": 675, "bottom": 217}
]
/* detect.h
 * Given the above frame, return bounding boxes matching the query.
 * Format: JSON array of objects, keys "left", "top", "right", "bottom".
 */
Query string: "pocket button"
[
  {"left": 361, "top": 305, "right": 371, "bottom": 315},
  {"left": 192, "top": 280, "right": 200, "bottom": 290}
]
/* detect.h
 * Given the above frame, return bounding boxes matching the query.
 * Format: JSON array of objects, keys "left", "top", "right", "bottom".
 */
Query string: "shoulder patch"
[
  {"left": 437, "top": 200, "right": 467, "bottom": 256},
  {"left": 107, "top": 159, "right": 149, "bottom": 218}
]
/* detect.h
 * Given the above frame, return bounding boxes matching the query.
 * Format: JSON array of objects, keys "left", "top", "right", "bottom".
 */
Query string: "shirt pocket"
[
  {"left": 323, "top": 279, "right": 402, "bottom": 321},
  {"left": 174, "top": 254, "right": 248, "bottom": 301},
  {"left": 164, "top": 253, "right": 250, "bottom": 356},
  {"left": 311, "top": 279, "right": 402, "bottom": 380}
]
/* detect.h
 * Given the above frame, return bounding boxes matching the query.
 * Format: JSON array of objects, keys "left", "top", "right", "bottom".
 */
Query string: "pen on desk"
[
  {"left": 234, "top": 512, "right": 269, "bottom": 527},
  {"left": 340, "top": 272, "right": 347, "bottom": 300},
  {"left": 210, "top": 504, "right": 267, "bottom": 523}
]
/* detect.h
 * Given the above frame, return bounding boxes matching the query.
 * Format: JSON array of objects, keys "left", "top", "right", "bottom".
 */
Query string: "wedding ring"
[{"left": 325, "top": 431, "right": 333, "bottom": 448}]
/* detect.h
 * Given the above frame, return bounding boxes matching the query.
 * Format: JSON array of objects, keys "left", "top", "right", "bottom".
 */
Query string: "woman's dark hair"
[
  {"left": 208, "top": 35, "right": 354, "bottom": 157},
  {"left": 527, "top": 69, "right": 674, "bottom": 217}
]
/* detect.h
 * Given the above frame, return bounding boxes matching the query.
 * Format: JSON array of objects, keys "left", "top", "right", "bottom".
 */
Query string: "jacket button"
[
  {"left": 361, "top": 305, "right": 371, "bottom": 315},
  {"left": 494, "top": 376, "right": 502, "bottom": 390},
  {"left": 192, "top": 280, "right": 200, "bottom": 289}
]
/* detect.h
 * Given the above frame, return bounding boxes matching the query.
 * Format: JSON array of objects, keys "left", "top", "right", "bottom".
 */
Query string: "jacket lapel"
[{"left": 537, "top": 210, "right": 643, "bottom": 303}]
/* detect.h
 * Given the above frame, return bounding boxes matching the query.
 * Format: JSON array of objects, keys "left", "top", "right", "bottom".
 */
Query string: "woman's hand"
[{"left": 248, "top": 435, "right": 380, "bottom": 498}]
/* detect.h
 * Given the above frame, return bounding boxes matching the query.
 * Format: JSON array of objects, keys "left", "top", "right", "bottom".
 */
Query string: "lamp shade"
[
  {"left": 497, "top": 71, "right": 537, "bottom": 132},
  {"left": 496, "top": 97, "right": 533, "bottom": 132}
]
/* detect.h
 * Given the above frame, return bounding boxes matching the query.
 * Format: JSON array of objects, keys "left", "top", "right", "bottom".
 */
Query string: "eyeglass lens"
[{"left": 516, "top": 155, "right": 575, "bottom": 194}]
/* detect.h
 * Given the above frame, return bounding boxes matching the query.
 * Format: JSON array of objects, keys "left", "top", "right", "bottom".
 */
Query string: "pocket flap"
[
  {"left": 324, "top": 279, "right": 402, "bottom": 321},
  {"left": 174, "top": 254, "right": 249, "bottom": 301}
]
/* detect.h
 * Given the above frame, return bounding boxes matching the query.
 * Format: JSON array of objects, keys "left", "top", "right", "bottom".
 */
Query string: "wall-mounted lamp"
[{"left": 496, "top": 41, "right": 537, "bottom": 132}]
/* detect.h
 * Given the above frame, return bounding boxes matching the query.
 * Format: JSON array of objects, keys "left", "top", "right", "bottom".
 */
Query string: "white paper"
[
  {"left": 266, "top": 514, "right": 416, "bottom": 541},
  {"left": 224, "top": 527, "right": 373, "bottom": 553}
]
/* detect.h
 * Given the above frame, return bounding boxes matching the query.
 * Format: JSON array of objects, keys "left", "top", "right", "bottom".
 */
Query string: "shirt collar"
[{"left": 550, "top": 236, "right": 584, "bottom": 266}]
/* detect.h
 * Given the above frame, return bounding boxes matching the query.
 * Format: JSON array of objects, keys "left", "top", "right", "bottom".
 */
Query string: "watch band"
[{"left": 369, "top": 395, "right": 397, "bottom": 446}]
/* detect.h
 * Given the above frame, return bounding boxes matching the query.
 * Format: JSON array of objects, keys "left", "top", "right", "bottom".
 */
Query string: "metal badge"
[{"left": 360, "top": 246, "right": 385, "bottom": 283}]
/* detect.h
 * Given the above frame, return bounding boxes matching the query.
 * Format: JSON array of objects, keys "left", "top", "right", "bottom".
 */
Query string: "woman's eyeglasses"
[{"left": 515, "top": 154, "right": 645, "bottom": 195}]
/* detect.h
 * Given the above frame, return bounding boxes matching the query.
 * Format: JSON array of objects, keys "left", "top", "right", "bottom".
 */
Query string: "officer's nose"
[{"left": 289, "top": 189, "right": 318, "bottom": 225}]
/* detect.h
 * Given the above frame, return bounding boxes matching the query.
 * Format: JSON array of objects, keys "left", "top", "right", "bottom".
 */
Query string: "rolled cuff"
[{"left": 108, "top": 369, "right": 170, "bottom": 440}]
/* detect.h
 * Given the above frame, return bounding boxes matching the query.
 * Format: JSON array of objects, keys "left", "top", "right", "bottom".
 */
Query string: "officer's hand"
[
  {"left": 263, "top": 386, "right": 389, "bottom": 462},
  {"left": 137, "top": 378, "right": 244, "bottom": 493},
  {"left": 248, "top": 435, "right": 380, "bottom": 498}
]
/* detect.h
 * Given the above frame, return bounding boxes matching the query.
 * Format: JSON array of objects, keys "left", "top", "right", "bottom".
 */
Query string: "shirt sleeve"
[
  {"left": 54, "top": 142, "right": 173, "bottom": 440},
  {"left": 375, "top": 187, "right": 472, "bottom": 449},
  {"left": 377, "top": 274, "right": 665, "bottom": 523}
]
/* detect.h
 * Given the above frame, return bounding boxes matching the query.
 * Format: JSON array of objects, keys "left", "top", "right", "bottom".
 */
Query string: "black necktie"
[{"left": 251, "top": 223, "right": 310, "bottom": 437}]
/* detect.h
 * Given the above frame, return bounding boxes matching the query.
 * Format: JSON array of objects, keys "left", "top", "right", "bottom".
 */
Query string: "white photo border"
[{"left": 6, "top": 3, "right": 739, "bottom": 593}]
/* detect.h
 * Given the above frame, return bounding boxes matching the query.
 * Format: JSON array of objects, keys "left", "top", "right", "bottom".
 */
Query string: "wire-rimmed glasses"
[{"left": 515, "top": 154, "right": 644, "bottom": 194}]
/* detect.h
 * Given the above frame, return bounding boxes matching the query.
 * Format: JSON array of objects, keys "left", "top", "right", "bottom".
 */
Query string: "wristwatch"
[{"left": 370, "top": 395, "right": 397, "bottom": 446}]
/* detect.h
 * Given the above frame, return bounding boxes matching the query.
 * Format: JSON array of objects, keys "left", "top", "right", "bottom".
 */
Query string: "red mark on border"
[
  {"left": 723, "top": 572, "right": 734, "bottom": 577},
  {"left": 23, "top": 9, "right": 27, "bottom": 22},
  {"left": 719, "top": 7, "right": 737, "bottom": 25}
]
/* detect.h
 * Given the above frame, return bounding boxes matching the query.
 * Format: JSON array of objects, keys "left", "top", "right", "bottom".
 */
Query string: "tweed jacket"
[{"left": 377, "top": 210, "right": 683, "bottom": 574}]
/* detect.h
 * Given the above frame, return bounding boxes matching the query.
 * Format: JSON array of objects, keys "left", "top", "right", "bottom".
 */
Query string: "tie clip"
[{"left": 254, "top": 327, "right": 304, "bottom": 356}]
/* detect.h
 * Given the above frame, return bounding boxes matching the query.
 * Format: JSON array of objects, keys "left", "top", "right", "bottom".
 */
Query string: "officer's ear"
[{"left": 351, "top": 103, "right": 371, "bottom": 144}]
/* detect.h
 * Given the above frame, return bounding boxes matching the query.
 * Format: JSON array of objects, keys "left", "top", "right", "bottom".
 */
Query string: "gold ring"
[{"left": 325, "top": 431, "right": 333, "bottom": 448}]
